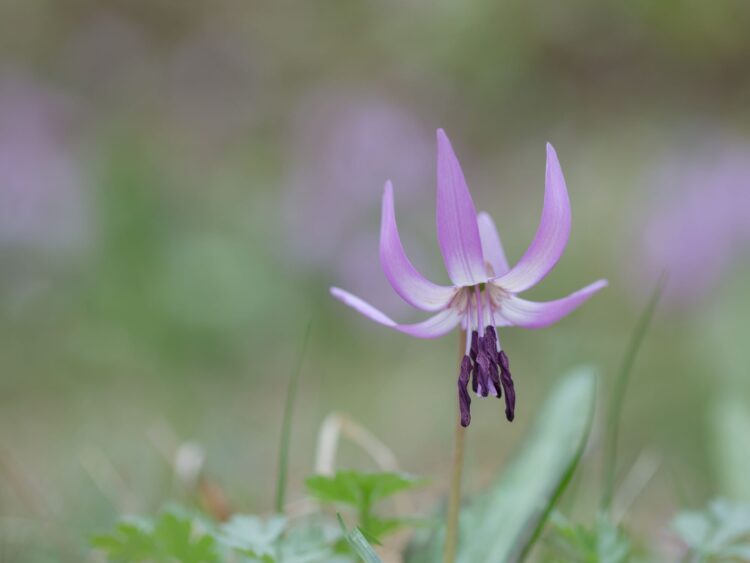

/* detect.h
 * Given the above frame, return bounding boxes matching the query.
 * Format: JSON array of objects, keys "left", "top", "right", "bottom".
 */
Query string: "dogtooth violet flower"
[{"left": 330, "top": 129, "right": 607, "bottom": 427}]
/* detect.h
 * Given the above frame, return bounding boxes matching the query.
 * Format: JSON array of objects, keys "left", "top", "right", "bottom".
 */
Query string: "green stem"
[
  {"left": 359, "top": 494, "right": 372, "bottom": 533},
  {"left": 601, "top": 277, "right": 665, "bottom": 511},
  {"left": 443, "top": 330, "right": 468, "bottom": 563},
  {"left": 274, "top": 322, "right": 312, "bottom": 514}
]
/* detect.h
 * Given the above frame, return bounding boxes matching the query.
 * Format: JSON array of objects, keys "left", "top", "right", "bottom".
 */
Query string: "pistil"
[
  {"left": 498, "top": 350, "right": 516, "bottom": 421},
  {"left": 458, "top": 355, "right": 472, "bottom": 427}
]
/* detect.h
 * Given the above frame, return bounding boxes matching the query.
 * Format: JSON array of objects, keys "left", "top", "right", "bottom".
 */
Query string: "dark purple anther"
[
  {"left": 488, "top": 361, "right": 501, "bottom": 399},
  {"left": 481, "top": 326, "right": 502, "bottom": 398},
  {"left": 498, "top": 348, "right": 510, "bottom": 372},
  {"left": 483, "top": 325, "right": 498, "bottom": 350},
  {"left": 462, "top": 327, "right": 515, "bottom": 423},
  {"left": 458, "top": 355, "right": 472, "bottom": 427},
  {"left": 469, "top": 331, "right": 478, "bottom": 361},
  {"left": 476, "top": 326, "right": 501, "bottom": 397},
  {"left": 470, "top": 331, "right": 479, "bottom": 393},
  {"left": 475, "top": 351, "right": 491, "bottom": 397},
  {"left": 498, "top": 350, "right": 516, "bottom": 421}
]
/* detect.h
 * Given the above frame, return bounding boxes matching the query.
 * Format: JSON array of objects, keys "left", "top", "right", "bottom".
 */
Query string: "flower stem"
[{"left": 443, "top": 330, "right": 467, "bottom": 563}]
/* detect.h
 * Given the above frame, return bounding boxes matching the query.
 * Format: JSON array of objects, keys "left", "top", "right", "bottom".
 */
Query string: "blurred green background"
[{"left": 1, "top": 1, "right": 750, "bottom": 560}]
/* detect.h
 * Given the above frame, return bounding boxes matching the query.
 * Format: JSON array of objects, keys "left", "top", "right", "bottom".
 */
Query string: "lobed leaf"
[
  {"left": 91, "top": 510, "right": 219, "bottom": 563},
  {"left": 306, "top": 471, "right": 424, "bottom": 508},
  {"left": 672, "top": 498, "right": 750, "bottom": 560}
]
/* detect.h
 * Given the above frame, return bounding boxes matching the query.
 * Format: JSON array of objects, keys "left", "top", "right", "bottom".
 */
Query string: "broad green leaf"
[
  {"left": 338, "top": 514, "right": 382, "bottom": 563},
  {"left": 407, "top": 367, "right": 597, "bottom": 563},
  {"left": 457, "top": 368, "right": 597, "bottom": 563},
  {"left": 709, "top": 394, "right": 750, "bottom": 503}
]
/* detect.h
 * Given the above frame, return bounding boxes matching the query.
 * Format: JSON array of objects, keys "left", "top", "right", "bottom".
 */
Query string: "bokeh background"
[{"left": 1, "top": 1, "right": 750, "bottom": 560}]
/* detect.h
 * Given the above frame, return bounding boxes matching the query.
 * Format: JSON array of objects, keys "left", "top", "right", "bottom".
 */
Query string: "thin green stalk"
[
  {"left": 601, "top": 276, "right": 666, "bottom": 512},
  {"left": 443, "top": 330, "right": 468, "bottom": 563},
  {"left": 359, "top": 495, "right": 372, "bottom": 533},
  {"left": 275, "top": 322, "right": 312, "bottom": 514}
]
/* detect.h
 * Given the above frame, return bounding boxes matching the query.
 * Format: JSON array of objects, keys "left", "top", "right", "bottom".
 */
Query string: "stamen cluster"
[{"left": 458, "top": 325, "right": 515, "bottom": 427}]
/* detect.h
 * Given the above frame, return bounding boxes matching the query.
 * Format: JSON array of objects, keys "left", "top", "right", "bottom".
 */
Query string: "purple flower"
[
  {"left": 283, "top": 93, "right": 433, "bottom": 312},
  {"left": 639, "top": 141, "right": 750, "bottom": 304},
  {"left": 331, "top": 130, "right": 607, "bottom": 426},
  {"left": 0, "top": 73, "right": 88, "bottom": 254}
]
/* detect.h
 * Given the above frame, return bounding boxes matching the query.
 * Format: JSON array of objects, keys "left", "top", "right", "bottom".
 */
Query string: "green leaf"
[
  {"left": 91, "top": 510, "right": 220, "bottom": 563},
  {"left": 217, "top": 515, "right": 286, "bottom": 561},
  {"left": 407, "top": 367, "right": 597, "bottom": 563},
  {"left": 363, "top": 516, "right": 425, "bottom": 542},
  {"left": 365, "top": 473, "right": 426, "bottom": 504},
  {"left": 306, "top": 473, "right": 361, "bottom": 506},
  {"left": 709, "top": 394, "right": 750, "bottom": 503},
  {"left": 306, "top": 471, "right": 424, "bottom": 508},
  {"left": 152, "top": 511, "right": 220, "bottom": 563},
  {"left": 672, "top": 498, "right": 750, "bottom": 560},
  {"left": 91, "top": 520, "right": 158, "bottom": 561},
  {"left": 276, "top": 522, "right": 336, "bottom": 563},
  {"left": 545, "top": 511, "right": 633, "bottom": 563},
  {"left": 337, "top": 514, "right": 382, "bottom": 563},
  {"left": 458, "top": 368, "right": 597, "bottom": 563}
]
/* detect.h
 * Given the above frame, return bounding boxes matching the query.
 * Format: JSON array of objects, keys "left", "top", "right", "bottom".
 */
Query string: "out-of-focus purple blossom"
[
  {"left": 283, "top": 92, "right": 434, "bottom": 309},
  {"left": 640, "top": 141, "right": 750, "bottom": 303},
  {"left": 0, "top": 73, "right": 89, "bottom": 255}
]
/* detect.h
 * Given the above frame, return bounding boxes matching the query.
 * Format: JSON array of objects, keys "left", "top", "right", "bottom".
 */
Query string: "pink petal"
[
  {"left": 493, "top": 143, "right": 571, "bottom": 293},
  {"left": 436, "top": 129, "right": 487, "bottom": 287},
  {"left": 330, "top": 287, "right": 461, "bottom": 338},
  {"left": 497, "top": 279, "right": 608, "bottom": 329},
  {"left": 477, "top": 211, "right": 510, "bottom": 277},
  {"left": 380, "top": 181, "right": 457, "bottom": 311}
]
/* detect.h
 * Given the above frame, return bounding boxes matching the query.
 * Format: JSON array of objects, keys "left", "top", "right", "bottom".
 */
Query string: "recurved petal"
[
  {"left": 380, "top": 181, "right": 457, "bottom": 311},
  {"left": 330, "top": 287, "right": 461, "bottom": 338},
  {"left": 493, "top": 143, "right": 571, "bottom": 293},
  {"left": 497, "top": 279, "right": 608, "bottom": 329},
  {"left": 436, "top": 129, "right": 487, "bottom": 286},
  {"left": 477, "top": 211, "right": 510, "bottom": 277}
]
